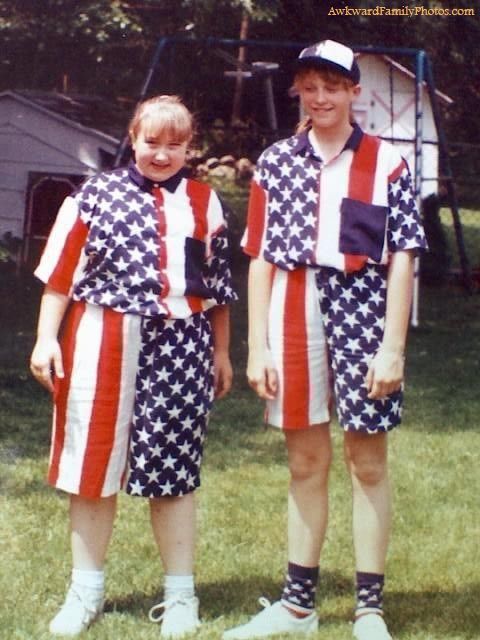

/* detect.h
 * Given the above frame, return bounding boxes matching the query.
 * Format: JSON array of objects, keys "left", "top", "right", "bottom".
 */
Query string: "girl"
[
  {"left": 223, "top": 40, "right": 426, "bottom": 640},
  {"left": 30, "top": 95, "right": 236, "bottom": 638}
]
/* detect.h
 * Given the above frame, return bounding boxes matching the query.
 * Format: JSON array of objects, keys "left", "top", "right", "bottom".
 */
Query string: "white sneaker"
[
  {"left": 353, "top": 613, "right": 392, "bottom": 640},
  {"left": 49, "top": 585, "right": 104, "bottom": 636},
  {"left": 222, "top": 598, "right": 318, "bottom": 639},
  {"left": 149, "top": 595, "right": 200, "bottom": 638}
]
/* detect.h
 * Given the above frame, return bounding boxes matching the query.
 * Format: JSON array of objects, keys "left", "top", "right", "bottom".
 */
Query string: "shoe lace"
[
  {"left": 258, "top": 597, "right": 272, "bottom": 610},
  {"left": 148, "top": 595, "right": 191, "bottom": 623},
  {"left": 65, "top": 585, "right": 102, "bottom": 616}
]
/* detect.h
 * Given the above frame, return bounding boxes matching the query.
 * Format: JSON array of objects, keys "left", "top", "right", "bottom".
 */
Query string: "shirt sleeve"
[
  {"left": 387, "top": 156, "right": 428, "bottom": 254},
  {"left": 204, "top": 191, "right": 238, "bottom": 306},
  {"left": 34, "top": 195, "right": 89, "bottom": 296},
  {"left": 241, "top": 156, "right": 269, "bottom": 258}
]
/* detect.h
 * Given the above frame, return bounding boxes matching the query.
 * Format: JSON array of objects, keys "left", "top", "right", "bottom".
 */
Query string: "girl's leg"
[
  {"left": 70, "top": 494, "right": 117, "bottom": 569},
  {"left": 148, "top": 494, "right": 200, "bottom": 637},
  {"left": 149, "top": 493, "right": 196, "bottom": 576},
  {"left": 50, "top": 494, "right": 117, "bottom": 637}
]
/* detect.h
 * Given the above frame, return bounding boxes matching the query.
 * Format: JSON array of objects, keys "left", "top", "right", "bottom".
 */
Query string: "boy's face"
[
  {"left": 296, "top": 69, "right": 360, "bottom": 133},
  {"left": 132, "top": 123, "right": 188, "bottom": 182}
]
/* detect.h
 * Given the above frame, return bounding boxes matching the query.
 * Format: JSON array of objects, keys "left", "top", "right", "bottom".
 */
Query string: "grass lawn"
[{"left": 1, "top": 254, "right": 479, "bottom": 639}]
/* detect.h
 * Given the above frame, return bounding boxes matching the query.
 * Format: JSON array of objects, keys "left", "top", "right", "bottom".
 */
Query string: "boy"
[{"left": 223, "top": 40, "right": 426, "bottom": 640}]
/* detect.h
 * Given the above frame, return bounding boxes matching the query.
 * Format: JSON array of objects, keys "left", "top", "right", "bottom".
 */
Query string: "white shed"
[
  {"left": 352, "top": 54, "right": 452, "bottom": 198},
  {"left": 0, "top": 91, "right": 120, "bottom": 267}
]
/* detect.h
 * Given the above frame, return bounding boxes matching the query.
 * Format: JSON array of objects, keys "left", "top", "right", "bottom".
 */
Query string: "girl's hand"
[
  {"left": 30, "top": 338, "right": 64, "bottom": 393},
  {"left": 247, "top": 348, "right": 278, "bottom": 400},
  {"left": 365, "top": 348, "right": 404, "bottom": 400},
  {"left": 213, "top": 350, "right": 233, "bottom": 399}
]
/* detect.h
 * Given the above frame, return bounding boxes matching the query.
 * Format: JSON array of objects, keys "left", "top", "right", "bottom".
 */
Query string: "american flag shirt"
[
  {"left": 35, "top": 162, "right": 237, "bottom": 318},
  {"left": 242, "top": 124, "right": 427, "bottom": 270}
]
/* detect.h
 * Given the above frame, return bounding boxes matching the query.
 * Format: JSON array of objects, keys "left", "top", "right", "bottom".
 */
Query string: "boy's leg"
[
  {"left": 285, "top": 425, "right": 332, "bottom": 568},
  {"left": 50, "top": 494, "right": 116, "bottom": 636},
  {"left": 344, "top": 431, "right": 393, "bottom": 639},
  {"left": 148, "top": 493, "right": 200, "bottom": 638},
  {"left": 223, "top": 425, "right": 330, "bottom": 639}
]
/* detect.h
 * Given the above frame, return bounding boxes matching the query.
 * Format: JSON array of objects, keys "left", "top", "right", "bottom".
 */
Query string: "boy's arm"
[
  {"left": 366, "top": 250, "right": 415, "bottom": 399},
  {"left": 30, "top": 286, "right": 70, "bottom": 392},
  {"left": 208, "top": 304, "right": 233, "bottom": 399},
  {"left": 247, "top": 256, "right": 278, "bottom": 400}
]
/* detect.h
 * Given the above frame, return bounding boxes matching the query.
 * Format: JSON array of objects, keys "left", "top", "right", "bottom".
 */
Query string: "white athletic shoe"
[
  {"left": 49, "top": 584, "right": 104, "bottom": 636},
  {"left": 222, "top": 598, "right": 318, "bottom": 639},
  {"left": 353, "top": 613, "right": 393, "bottom": 640},
  {"left": 149, "top": 595, "right": 200, "bottom": 638}
]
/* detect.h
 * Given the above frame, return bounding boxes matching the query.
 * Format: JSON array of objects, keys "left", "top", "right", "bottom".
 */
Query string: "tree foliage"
[{"left": 0, "top": 0, "right": 478, "bottom": 142}]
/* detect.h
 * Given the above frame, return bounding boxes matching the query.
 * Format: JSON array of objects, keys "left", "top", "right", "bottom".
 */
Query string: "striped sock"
[
  {"left": 355, "top": 571, "right": 384, "bottom": 616},
  {"left": 281, "top": 562, "right": 319, "bottom": 615}
]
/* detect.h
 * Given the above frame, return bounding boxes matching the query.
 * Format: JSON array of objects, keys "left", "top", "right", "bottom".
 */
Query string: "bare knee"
[
  {"left": 286, "top": 426, "right": 332, "bottom": 486},
  {"left": 345, "top": 433, "right": 388, "bottom": 487}
]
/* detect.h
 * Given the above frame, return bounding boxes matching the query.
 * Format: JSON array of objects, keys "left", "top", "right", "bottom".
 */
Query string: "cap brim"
[{"left": 293, "top": 57, "right": 360, "bottom": 84}]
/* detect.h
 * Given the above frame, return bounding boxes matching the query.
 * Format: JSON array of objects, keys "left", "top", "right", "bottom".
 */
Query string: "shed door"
[{"left": 23, "top": 172, "right": 84, "bottom": 269}]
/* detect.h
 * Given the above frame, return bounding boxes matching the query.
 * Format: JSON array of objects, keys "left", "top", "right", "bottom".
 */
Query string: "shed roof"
[
  {"left": 0, "top": 90, "right": 128, "bottom": 142},
  {"left": 357, "top": 53, "right": 453, "bottom": 104}
]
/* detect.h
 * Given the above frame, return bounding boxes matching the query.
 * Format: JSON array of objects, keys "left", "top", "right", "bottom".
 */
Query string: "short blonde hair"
[
  {"left": 128, "top": 95, "right": 194, "bottom": 143},
  {"left": 293, "top": 66, "right": 355, "bottom": 92}
]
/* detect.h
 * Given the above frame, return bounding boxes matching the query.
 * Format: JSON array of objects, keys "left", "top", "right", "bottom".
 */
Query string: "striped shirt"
[
  {"left": 35, "top": 162, "right": 237, "bottom": 318},
  {"left": 243, "top": 124, "right": 427, "bottom": 270}
]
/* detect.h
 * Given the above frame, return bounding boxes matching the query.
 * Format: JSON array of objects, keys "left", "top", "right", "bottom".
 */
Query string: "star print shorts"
[
  {"left": 316, "top": 264, "right": 403, "bottom": 434},
  {"left": 126, "top": 312, "right": 214, "bottom": 498},
  {"left": 48, "top": 302, "right": 213, "bottom": 499}
]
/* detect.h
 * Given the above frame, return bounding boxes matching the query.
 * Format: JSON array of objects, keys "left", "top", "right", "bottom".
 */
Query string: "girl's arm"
[
  {"left": 247, "top": 256, "right": 278, "bottom": 400},
  {"left": 366, "top": 250, "right": 415, "bottom": 399},
  {"left": 208, "top": 304, "right": 233, "bottom": 399},
  {"left": 30, "top": 286, "right": 70, "bottom": 392}
]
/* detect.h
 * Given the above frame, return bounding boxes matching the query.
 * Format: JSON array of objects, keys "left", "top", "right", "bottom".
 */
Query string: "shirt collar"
[
  {"left": 128, "top": 161, "right": 187, "bottom": 193},
  {"left": 292, "top": 123, "right": 364, "bottom": 158}
]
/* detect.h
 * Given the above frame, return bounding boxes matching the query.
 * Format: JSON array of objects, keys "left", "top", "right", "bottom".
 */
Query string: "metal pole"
[
  {"left": 113, "top": 37, "right": 169, "bottom": 167},
  {"left": 411, "top": 50, "right": 426, "bottom": 327},
  {"left": 424, "top": 56, "right": 472, "bottom": 292}
]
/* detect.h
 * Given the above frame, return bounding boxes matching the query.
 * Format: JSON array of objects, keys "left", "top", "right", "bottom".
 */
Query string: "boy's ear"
[{"left": 352, "top": 84, "right": 362, "bottom": 98}]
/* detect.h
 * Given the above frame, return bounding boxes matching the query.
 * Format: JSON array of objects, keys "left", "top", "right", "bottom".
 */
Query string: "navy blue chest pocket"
[
  {"left": 339, "top": 197, "right": 388, "bottom": 263},
  {"left": 184, "top": 237, "right": 210, "bottom": 297}
]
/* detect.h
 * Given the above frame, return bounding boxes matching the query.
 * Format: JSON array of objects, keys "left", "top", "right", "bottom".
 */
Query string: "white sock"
[
  {"left": 72, "top": 568, "right": 105, "bottom": 598},
  {"left": 164, "top": 574, "right": 195, "bottom": 600}
]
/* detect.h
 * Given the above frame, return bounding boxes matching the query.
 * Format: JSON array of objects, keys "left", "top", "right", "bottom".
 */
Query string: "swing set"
[{"left": 114, "top": 36, "right": 473, "bottom": 319}]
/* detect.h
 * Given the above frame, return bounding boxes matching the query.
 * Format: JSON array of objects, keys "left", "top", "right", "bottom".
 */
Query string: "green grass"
[{"left": 1, "top": 261, "right": 480, "bottom": 639}]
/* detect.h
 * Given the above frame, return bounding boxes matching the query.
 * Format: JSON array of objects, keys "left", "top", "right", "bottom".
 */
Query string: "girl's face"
[
  {"left": 132, "top": 120, "right": 189, "bottom": 182},
  {"left": 296, "top": 70, "right": 360, "bottom": 133}
]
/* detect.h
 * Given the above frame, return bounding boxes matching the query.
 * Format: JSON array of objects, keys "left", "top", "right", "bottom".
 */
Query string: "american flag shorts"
[
  {"left": 266, "top": 267, "right": 331, "bottom": 429},
  {"left": 316, "top": 264, "right": 403, "bottom": 433},
  {"left": 48, "top": 301, "right": 213, "bottom": 499}
]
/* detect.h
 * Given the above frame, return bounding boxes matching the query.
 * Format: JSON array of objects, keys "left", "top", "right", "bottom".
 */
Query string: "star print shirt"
[
  {"left": 243, "top": 125, "right": 427, "bottom": 272},
  {"left": 35, "top": 163, "right": 237, "bottom": 318}
]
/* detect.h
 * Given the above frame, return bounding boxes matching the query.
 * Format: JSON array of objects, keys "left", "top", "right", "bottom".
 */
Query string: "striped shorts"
[
  {"left": 266, "top": 267, "right": 331, "bottom": 429},
  {"left": 48, "top": 301, "right": 213, "bottom": 498}
]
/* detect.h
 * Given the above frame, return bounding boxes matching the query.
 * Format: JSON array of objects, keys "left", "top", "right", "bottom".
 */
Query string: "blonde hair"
[
  {"left": 129, "top": 95, "right": 194, "bottom": 143},
  {"left": 293, "top": 67, "right": 356, "bottom": 134}
]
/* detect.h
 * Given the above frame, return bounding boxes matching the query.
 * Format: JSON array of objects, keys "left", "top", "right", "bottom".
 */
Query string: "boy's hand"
[
  {"left": 30, "top": 338, "right": 64, "bottom": 393},
  {"left": 213, "top": 350, "right": 233, "bottom": 399},
  {"left": 366, "top": 348, "right": 404, "bottom": 400},
  {"left": 247, "top": 348, "right": 278, "bottom": 400}
]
